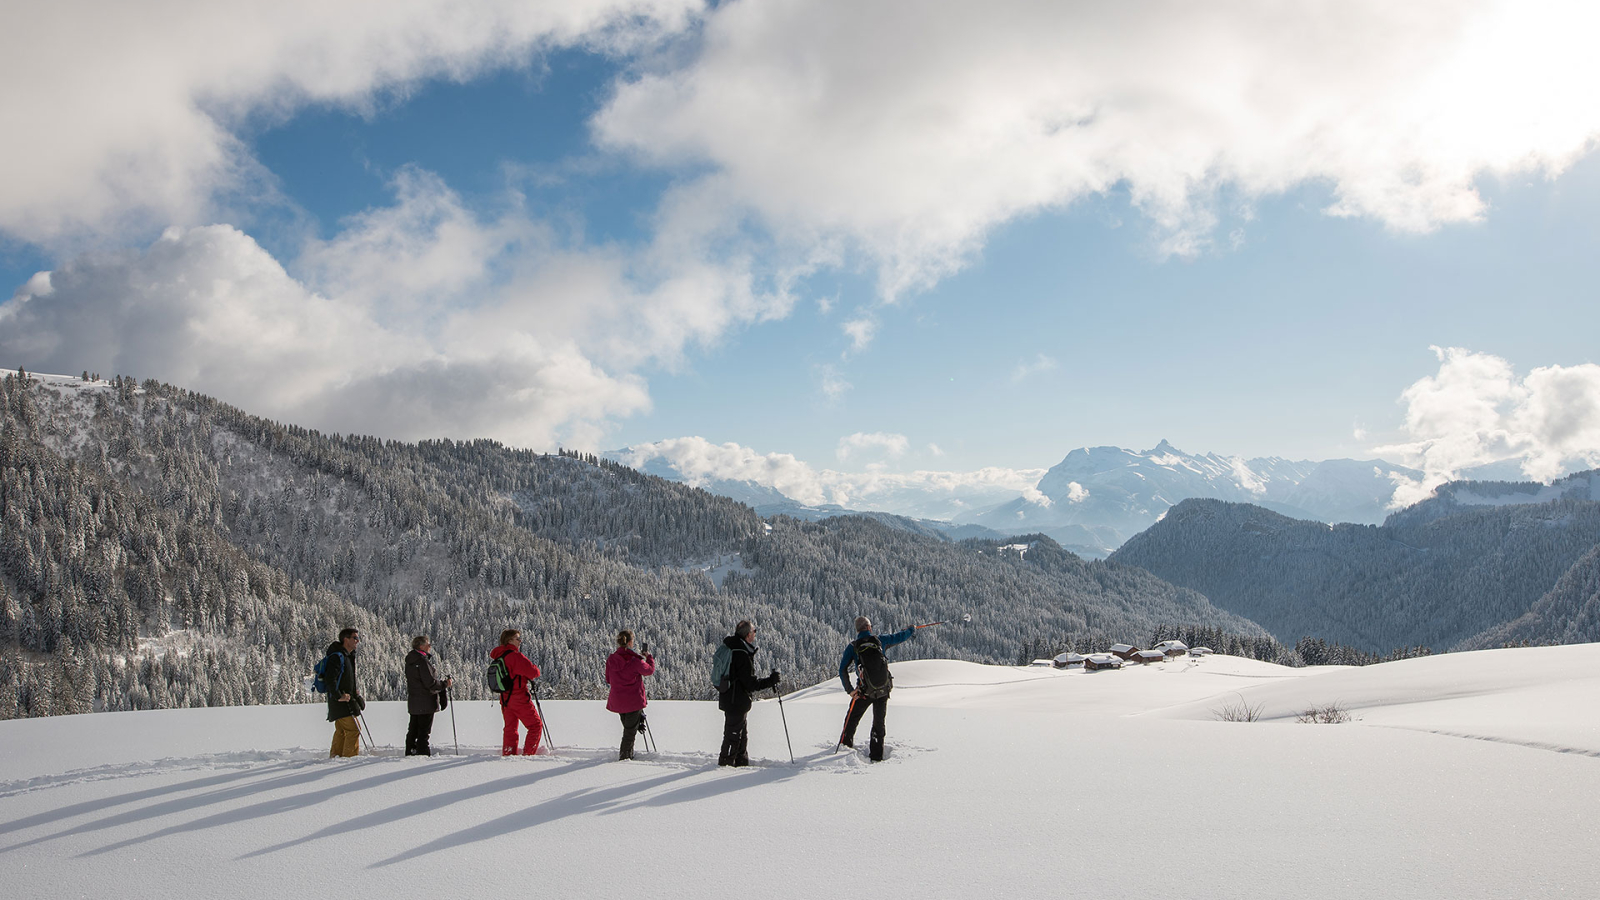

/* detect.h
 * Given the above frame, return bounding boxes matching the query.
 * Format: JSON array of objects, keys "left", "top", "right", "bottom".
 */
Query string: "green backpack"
[
  {"left": 710, "top": 644, "right": 733, "bottom": 694},
  {"left": 487, "top": 655, "right": 514, "bottom": 694}
]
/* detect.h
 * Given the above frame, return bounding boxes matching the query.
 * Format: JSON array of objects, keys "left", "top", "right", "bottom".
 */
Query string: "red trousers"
[{"left": 502, "top": 692, "right": 543, "bottom": 755}]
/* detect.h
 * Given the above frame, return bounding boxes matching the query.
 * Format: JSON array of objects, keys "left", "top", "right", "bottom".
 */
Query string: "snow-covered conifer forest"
[{"left": 0, "top": 371, "right": 1282, "bottom": 717}]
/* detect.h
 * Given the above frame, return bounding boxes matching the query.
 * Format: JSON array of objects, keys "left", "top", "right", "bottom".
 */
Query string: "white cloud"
[
  {"left": 0, "top": 171, "right": 787, "bottom": 448},
  {"left": 836, "top": 431, "right": 909, "bottom": 461},
  {"left": 927, "top": 443, "right": 945, "bottom": 457},
  {"left": 0, "top": 0, "right": 698, "bottom": 246},
  {"left": 615, "top": 437, "right": 828, "bottom": 505},
  {"left": 817, "top": 364, "right": 851, "bottom": 400},
  {"left": 1064, "top": 481, "right": 1089, "bottom": 503},
  {"left": 620, "top": 435, "right": 1046, "bottom": 514},
  {"left": 596, "top": 0, "right": 1600, "bottom": 298},
  {"left": 842, "top": 316, "right": 876, "bottom": 352},
  {"left": 1010, "top": 352, "right": 1058, "bottom": 383},
  {"left": 1375, "top": 347, "right": 1600, "bottom": 507}
]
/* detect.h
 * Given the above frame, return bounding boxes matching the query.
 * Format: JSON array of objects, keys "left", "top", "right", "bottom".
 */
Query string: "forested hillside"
[
  {"left": 1461, "top": 544, "right": 1600, "bottom": 650},
  {"left": 1110, "top": 494, "right": 1600, "bottom": 653},
  {"left": 0, "top": 371, "right": 1269, "bottom": 717}
]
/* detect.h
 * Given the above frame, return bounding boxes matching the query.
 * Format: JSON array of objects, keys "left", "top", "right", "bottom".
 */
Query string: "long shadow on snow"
[
  {"left": 372, "top": 762, "right": 702, "bottom": 867},
  {"left": 0, "top": 760, "right": 306, "bottom": 837},
  {"left": 602, "top": 758, "right": 806, "bottom": 815},
  {"left": 242, "top": 756, "right": 605, "bottom": 858},
  {"left": 73, "top": 757, "right": 478, "bottom": 857},
  {"left": 0, "top": 759, "right": 380, "bottom": 854}
]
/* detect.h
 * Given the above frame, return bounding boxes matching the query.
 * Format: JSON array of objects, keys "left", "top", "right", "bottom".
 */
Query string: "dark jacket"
[
  {"left": 718, "top": 634, "right": 778, "bottom": 714},
  {"left": 839, "top": 626, "right": 915, "bottom": 693},
  {"left": 323, "top": 642, "right": 364, "bottom": 722},
  {"left": 405, "top": 648, "right": 446, "bottom": 715}
]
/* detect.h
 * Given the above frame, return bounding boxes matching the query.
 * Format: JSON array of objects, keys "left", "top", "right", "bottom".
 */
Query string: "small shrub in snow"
[
  {"left": 1213, "top": 696, "right": 1264, "bottom": 722},
  {"left": 1296, "top": 702, "right": 1352, "bottom": 724}
]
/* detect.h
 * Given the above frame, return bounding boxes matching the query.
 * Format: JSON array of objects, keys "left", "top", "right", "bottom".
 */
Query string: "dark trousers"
[
  {"left": 619, "top": 710, "right": 645, "bottom": 759},
  {"left": 405, "top": 713, "right": 434, "bottom": 756},
  {"left": 842, "top": 694, "right": 889, "bottom": 761},
  {"left": 719, "top": 708, "right": 750, "bottom": 766}
]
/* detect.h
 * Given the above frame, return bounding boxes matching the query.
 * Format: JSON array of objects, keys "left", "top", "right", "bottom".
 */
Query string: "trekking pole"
[
  {"left": 914, "top": 612, "right": 972, "bottom": 630},
  {"left": 355, "top": 707, "right": 381, "bottom": 753},
  {"left": 445, "top": 679, "right": 459, "bottom": 756},
  {"left": 834, "top": 693, "right": 859, "bottom": 753},
  {"left": 532, "top": 681, "right": 555, "bottom": 752},
  {"left": 774, "top": 685, "right": 794, "bottom": 764},
  {"left": 640, "top": 713, "right": 657, "bottom": 754}
]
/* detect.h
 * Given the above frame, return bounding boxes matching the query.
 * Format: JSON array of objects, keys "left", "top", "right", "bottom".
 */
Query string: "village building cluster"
[{"left": 1031, "top": 640, "right": 1213, "bottom": 671}]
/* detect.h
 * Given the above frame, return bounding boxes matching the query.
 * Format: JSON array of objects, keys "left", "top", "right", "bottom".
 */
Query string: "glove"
[
  {"left": 769, "top": 669, "right": 781, "bottom": 683},
  {"left": 355, "top": 695, "right": 366, "bottom": 711}
]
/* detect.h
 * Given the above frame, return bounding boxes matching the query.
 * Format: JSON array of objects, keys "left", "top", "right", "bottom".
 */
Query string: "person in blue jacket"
[{"left": 838, "top": 615, "right": 916, "bottom": 762}]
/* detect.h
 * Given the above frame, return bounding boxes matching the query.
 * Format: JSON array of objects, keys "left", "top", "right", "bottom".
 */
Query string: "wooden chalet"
[
  {"left": 1053, "top": 652, "right": 1086, "bottom": 669},
  {"left": 1153, "top": 639, "right": 1190, "bottom": 659},
  {"left": 1132, "top": 649, "right": 1167, "bottom": 665},
  {"left": 1109, "top": 643, "right": 1139, "bottom": 660},
  {"left": 1084, "top": 653, "right": 1123, "bottom": 671}
]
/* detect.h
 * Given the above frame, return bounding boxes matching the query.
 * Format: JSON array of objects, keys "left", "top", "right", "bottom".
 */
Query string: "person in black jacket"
[
  {"left": 324, "top": 627, "right": 364, "bottom": 757},
  {"left": 404, "top": 635, "right": 452, "bottom": 756},
  {"left": 718, "top": 620, "right": 779, "bottom": 767}
]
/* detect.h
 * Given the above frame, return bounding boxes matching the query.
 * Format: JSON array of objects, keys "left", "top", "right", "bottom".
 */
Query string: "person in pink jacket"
[
  {"left": 605, "top": 629, "right": 656, "bottom": 760},
  {"left": 491, "top": 629, "right": 543, "bottom": 756}
]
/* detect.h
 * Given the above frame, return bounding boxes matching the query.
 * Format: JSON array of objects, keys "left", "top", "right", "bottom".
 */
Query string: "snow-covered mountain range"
[
  {"left": 615, "top": 439, "right": 1424, "bottom": 555},
  {"left": 968, "top": 440, "right": 1424, "bottom": 553}
]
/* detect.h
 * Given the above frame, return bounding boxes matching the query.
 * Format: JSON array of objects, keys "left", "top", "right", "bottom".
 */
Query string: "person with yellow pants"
[{"left": 323, "top": 627, "right": 365, "bottom": 757}]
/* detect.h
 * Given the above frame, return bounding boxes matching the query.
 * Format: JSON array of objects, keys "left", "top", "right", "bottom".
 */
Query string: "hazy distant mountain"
[
  {"left": 961, "top": 441, "right": 1421, "bottom": 553},
  {"left": 616, "top": 439, "right": 1422, "bottom": 557},
  {"left": 1109, "top": 470, "right": 1600, "bottom": 653}
]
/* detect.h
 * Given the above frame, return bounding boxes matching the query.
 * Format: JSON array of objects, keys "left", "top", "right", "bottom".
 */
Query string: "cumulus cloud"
[
  {"left": 836, "top": 431, "right": 909, "bottom": 461},
  {"left": 1375, "top": 347, "right": 1600, "bottom": 507},
  {"left": 0, "top": 0, "right": 697, "bottom": 246},
  {"left": 0, "top": 171, "right": 786, "bottom": 448},
  {"left": 620, "top": 435, "right": 1046, "bottom": 515},
  {"left": 842, "top": 316, "right": 877, "bottom": 352},
  {"left": 596, "top": 0, "right": 1600, "bottom": 298}
]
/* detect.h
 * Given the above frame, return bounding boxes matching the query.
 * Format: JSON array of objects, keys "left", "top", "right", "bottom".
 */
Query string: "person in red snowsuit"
[
  {"left": 604, "top": 629, "right": 656, "bottom": 760},
  {"left": 491, "top": 629, "right": 543, "bottom": 756}
]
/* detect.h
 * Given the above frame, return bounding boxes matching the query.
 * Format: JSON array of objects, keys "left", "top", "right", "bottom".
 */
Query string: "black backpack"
[{"left": 852, "top": 635, "right": 894, "bottom": 699}]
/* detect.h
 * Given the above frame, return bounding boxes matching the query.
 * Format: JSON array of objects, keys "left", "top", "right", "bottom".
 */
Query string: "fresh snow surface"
[{"left": 4, "top": 647, "right": 1600, "bottom": 898}]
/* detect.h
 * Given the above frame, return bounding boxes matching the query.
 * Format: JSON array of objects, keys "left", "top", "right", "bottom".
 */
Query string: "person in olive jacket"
[
  {"left": 718, "top": 620, "right": 780, "bottom": 767},
  {"left": 324, "top": 627, "right": 364, "bottom": 758},
  {"left": 404, "top": 635, "right": 452, "bottom": 756},
  {"left": 605, "top": 629, "right": 656, "bottom": 760}
]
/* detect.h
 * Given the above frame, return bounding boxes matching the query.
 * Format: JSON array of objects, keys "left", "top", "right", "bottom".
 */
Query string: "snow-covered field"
[{"left": 4, "top": 646, "right": 1600, "bottom": 899}]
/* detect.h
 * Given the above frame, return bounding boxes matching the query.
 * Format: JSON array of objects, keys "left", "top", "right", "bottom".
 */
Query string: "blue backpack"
[{"left": 312, "top": 652, "right": 343, "bottom": 694}]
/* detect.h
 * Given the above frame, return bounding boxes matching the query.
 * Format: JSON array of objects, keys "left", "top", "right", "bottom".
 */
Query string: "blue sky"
[{"left": 2, "top": 0, "right": 1598, "bottom": 496}]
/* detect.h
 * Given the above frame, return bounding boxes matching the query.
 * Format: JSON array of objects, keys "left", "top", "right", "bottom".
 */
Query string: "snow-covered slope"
[{"left": 5, "top": 647, "right": 1600, "bottom": 898}]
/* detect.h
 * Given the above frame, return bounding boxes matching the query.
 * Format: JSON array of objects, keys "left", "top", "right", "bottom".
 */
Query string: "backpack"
[
  {"left": 852, "top": 635, "right": 894, "bottom": 699},
  {"left": 710, "top": 643, "right": 733, "bottom": 694},
  {"left": 311, "top": 651, "right": 343, "bottom": 695},
  {"left": 487, "top": 654, "right": 515, "bottom": 695}
]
